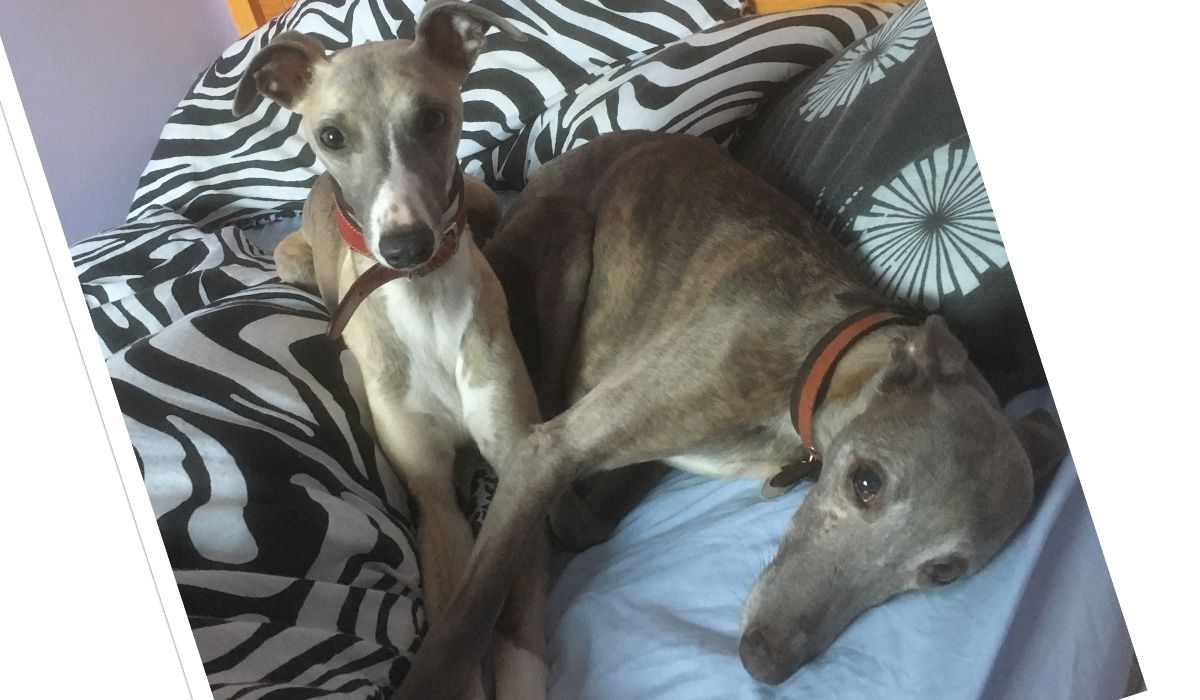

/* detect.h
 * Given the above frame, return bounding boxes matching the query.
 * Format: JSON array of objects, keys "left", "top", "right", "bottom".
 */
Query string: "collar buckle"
[{"left": 762, "top": 449, "right": 823, "bottom": 499}]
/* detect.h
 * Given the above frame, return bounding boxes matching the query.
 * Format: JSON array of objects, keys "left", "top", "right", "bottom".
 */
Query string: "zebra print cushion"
[
  {"left": 493, "top": 3, "right": 900, "bottom": 188},
  {"left": 130, "top": 0, "right": 742, "bottom": 231},
  {"left": 74, "top": 207, "right": 277, "bottom": 359},
  {"left": 79, "top": 216, "right": 425, "bottom": 697}
]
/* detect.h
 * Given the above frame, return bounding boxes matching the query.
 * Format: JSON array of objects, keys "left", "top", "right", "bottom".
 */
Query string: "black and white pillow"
[
  {"left": 129, "top": 0, "right": 743, "bottom": 231},
  {"left": 74, "top": 212, "right": 424, "bottom": 697},
  {"left": 489, "top": 2, "right": 901, "bottom": 189},
  {"left": 731, "top": 0, "right": 1045, "bottom": 400},
  {"left": 74, "top": 206, "right": 278, "bottom": 358}
]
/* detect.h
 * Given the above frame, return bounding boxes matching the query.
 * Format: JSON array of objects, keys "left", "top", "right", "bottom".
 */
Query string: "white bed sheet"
[{"left": 545, "top": 387, "right": 1133, "bottom": 699}]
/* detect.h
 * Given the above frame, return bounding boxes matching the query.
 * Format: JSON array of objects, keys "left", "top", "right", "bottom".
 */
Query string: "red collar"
[
  {"left": 333, "top": 198, "right": 374, "bottom": 259},
  {"left": 326, "top": 168, "right": 466, "bottom": 341},
  {"left": 763, "top": 308, "right": 918, "bottom": 497}
]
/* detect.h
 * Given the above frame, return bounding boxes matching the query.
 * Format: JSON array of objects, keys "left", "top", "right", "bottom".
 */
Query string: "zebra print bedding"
[
  {"left": 73, "top": 206, "right": 278, "bottom": 359},
  {"left": 79, "top": 214, "right": 423, "bottom": 698},
  {"left": 130, "top": 0, "right": 744, "bottom": 231},
  {"left": 129, "top": 1, "right": 898, "bottom": 231},
  {"left": 492, "top": 3, "right": 899, "bottom": 188}
]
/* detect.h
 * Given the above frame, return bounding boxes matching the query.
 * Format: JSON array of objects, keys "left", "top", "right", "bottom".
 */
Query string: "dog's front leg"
[
  {"left": 459, "top": 296, "right": 550, "bottom": 700},
  {"left": 392, "top": 419, "right": 595, "bottom": 700},
  {"left": 396, "top": 351, "right": 706, "bottom": 700},
  {"left": 492, "top": 523, "right": 549, "bottom": 700},
  {"left": 365, "top": 379, "right": 487, "bottom": 700}
]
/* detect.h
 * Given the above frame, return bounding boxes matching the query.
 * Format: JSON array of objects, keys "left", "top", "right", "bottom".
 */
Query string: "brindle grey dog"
[
  {"left": 231, "top": 3, "right": 549, "bottom": 698},
  {"left": 392, "top": 131, "right": 1066, "bottom": 698}
]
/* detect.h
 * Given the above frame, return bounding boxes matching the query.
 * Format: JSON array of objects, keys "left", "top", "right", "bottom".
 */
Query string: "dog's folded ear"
[
  {"left": 1012, "top": 408, "right": 1070, "bottom": 496},
  {"left": 415, "top": 0, "right": 526, "bottom": 78},
  {"left": 881, "top": 316, "right": 970, "bottom": 388},
  {"left": 881, "top": 315, "right": 1004, "bottom": 407},
  {"left": 233, "top": 31, "right": 327, "bottom": 117}
]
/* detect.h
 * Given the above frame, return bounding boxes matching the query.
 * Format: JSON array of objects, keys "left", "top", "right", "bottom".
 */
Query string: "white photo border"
[
  {"left": 6, "top": 2, "right": 1196, "bottom": 696},
  {"left": 929, "top": 1, "right": 1198, "bottom": 697},
  {"left": 0, "top": 37, "right": 212, "bottom": 700}
]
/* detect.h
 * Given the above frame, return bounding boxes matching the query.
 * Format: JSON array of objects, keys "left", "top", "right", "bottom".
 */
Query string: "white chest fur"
[
  {"left": 667, "top": 411, "right": 801, "bottom": 479},
  {"left": 357, "top": 241, "right": 482, "bottom": 441},
  {"left": 668, "top": 453, "right": 780, "bottom": 479}
]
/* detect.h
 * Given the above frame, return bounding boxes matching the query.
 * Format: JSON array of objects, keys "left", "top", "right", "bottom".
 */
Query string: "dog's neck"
[
  {"left": 810, "top": 325, "right": 907, "bottom": 453},
  {"left": 326, "top": 169, "right": 467, "bottom": 341},
  {"left": 789, "top": 310, "right": 916, "bottom": 454}
]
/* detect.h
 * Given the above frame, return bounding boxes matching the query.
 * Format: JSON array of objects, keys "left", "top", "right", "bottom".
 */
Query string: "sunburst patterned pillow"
[{"left": 731, "top": 0, "right": 1044, "bottom": 402}]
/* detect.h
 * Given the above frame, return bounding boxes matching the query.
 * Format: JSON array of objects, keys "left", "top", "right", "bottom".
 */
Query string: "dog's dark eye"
[
  {"left": 419, "top": 107, "right": 446, "bottom": 131},
  {"left": 850, "top": 463, "right": 882, "bottom": 506},
  {"left": 922, "top": 559, "right": 965, "bottom": 586},
  {"left": 319, "top": 126, "right": 346, "bottom": 150}
]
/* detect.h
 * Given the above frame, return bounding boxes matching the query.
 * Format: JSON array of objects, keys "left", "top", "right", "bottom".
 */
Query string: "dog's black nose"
[
  {"left": 739, "top": 624, "right": 808, "bottom": 686},
  {"left": 378, "top": 225, "right": 435, "bottom": 268}
]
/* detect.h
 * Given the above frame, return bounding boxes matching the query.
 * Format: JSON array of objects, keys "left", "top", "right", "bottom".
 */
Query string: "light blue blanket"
[{"left": 546, "top": 388, "right": 1132, "bottom": 699}]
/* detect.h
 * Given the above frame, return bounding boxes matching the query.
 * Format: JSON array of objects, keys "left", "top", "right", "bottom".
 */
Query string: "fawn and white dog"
[{"left": 233, "top": 2, "right": 546, "bottom": 698}]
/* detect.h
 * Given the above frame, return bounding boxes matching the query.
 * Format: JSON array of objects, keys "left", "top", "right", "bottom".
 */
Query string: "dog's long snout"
[
  {"left": 739, "top": 622, "right": 812, "bottom": 685},
  {"left": 379, "top": 224, "right": 435, "bottom": 269}
]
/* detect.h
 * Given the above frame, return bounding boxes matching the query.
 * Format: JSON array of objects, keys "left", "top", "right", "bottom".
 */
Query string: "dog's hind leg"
[
  {"left": 463, "top": 174, "right": 503, "bottom": 246},
  {"left": 396, "top": 195, "right": 710, "bottom": 700}
]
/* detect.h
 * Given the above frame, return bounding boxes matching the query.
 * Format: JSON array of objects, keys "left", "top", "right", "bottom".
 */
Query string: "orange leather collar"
[
  {"left": 790, "top": 309, "right": 920, "bottom": 455},
  {"left": 764, "top": 308, "right": 917, "bottom": 498},
  {"left": 326, "top": 167, "right": 466, "bottom": 341}
]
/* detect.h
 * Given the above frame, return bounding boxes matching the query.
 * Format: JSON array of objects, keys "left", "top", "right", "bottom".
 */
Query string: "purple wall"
[{"left": 0, "top": 0, "right": 239, "bottom": 243}]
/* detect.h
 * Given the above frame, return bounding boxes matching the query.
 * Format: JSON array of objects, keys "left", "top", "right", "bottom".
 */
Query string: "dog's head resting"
[
  {"left": 232, "top": 0, "right": 524, "bottom": 269},
  {"left": 740, "top": 315, "right": 1067, "bottom": 684}
]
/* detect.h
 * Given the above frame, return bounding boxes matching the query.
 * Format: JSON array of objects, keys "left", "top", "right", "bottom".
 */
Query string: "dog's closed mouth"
[{"left": 324, "top": 168, "right": 468, "bottom": 340}]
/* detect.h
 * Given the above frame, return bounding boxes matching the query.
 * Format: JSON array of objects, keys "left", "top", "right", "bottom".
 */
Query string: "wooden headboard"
[
  {"left": 225, "top": 0, "right": 298, "bottom": 36},
  {"left": 224, "top": 1, "right": 915, "bottom": 38},
  {"left": 746, "top": 0, "right": 912, "bottom": 12}
]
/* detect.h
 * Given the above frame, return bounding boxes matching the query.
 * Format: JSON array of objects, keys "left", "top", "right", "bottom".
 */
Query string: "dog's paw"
[
  {"left": 274, "top": 231, "right": 320, "bottom": 291},
  {"left": 493, "top": 638, "right": 548, "bottom": 700},
  {"left": 548, "top": 487, "right": 616, "bottom": 551}
]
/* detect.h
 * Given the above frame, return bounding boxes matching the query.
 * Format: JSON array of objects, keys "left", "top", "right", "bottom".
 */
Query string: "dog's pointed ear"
[
  {"left": 233, "top": 31, "right": 328, "bottom": 117},
  {"left": 414, "top": 0, "right": 526, "bottom": 78},
  {"left": 1012, "top": 408, "right": 1070, "bottom": 495},
  {"left": 881, "top": 315, "right": 971, "bottom": 390}
]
